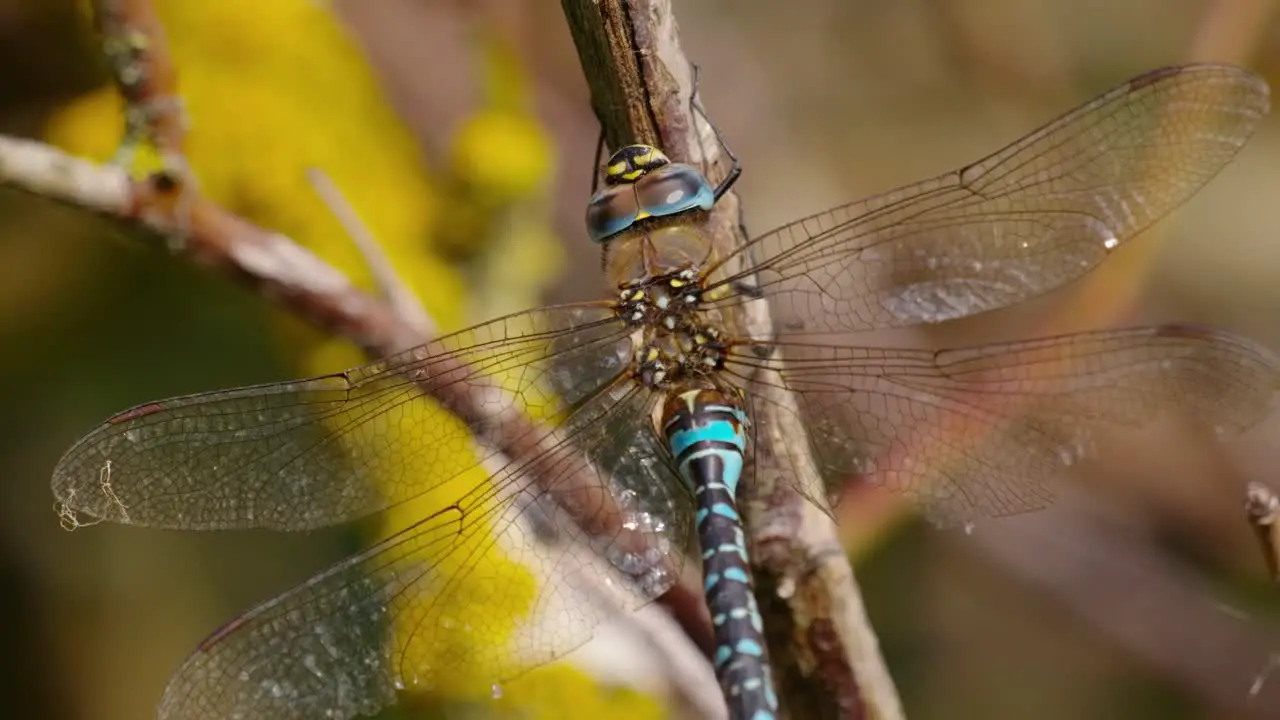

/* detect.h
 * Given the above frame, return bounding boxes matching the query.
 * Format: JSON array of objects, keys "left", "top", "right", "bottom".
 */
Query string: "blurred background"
[{"left": 3, "top": 0, "right": 1280, "bottom": 718}]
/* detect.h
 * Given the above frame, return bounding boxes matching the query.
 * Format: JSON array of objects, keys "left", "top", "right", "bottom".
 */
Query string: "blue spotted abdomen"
[{"left": 661, "top": 387, "right": 777, "bottom": 720}]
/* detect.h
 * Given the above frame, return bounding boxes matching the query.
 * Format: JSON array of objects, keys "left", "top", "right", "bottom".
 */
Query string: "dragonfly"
[{"left": 51, "top": 64, "right": 1279, "bottom": 720}]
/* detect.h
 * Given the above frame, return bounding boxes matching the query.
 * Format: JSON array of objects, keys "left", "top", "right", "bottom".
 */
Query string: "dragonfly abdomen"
[{"left": 661, "top": 388, "right": 777, "bottom": 720}]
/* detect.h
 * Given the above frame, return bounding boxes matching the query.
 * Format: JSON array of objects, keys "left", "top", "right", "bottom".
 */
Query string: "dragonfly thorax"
[
  {"left": 620, "top": 268, "right": 727, "bottom": 390},
  {"left": 616, "top": 267, "right": 702, "bottom": 327},
  {"left": 633, "top": 324, "right": 728, "bottom": 390}
]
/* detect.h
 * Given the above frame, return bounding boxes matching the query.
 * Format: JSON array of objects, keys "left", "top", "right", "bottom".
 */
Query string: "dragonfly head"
[{"left": 586, "top": 144, "right": 716, "bottom": 243}]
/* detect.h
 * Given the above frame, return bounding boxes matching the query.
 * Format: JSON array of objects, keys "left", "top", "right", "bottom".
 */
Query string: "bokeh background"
[{"left": 3, "top": 0, "right": 1280, "bottom": 718}]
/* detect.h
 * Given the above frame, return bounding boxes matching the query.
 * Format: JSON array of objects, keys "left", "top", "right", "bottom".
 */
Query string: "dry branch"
[
  {"left": 560, "top": 2, "right": 904, "bottom": 718},
  {"left": 305, "top": 167, "right": 436, "bottom": 338}
]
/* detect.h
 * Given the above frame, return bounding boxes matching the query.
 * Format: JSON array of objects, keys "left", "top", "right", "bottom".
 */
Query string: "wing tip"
[{"left": 1127, "top": 63, "right": 1270, "bottom": 115}]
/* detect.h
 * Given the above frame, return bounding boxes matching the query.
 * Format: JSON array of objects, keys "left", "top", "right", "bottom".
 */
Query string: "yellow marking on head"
[
  {"left": 645, "top": 346, "right": 659, "bottom": 362},
  {"left": 669, "top": 278, "right": 686, "bottom": 288},
  {"left": 604, "top": 144, "right": 671, "bottom": 187}
]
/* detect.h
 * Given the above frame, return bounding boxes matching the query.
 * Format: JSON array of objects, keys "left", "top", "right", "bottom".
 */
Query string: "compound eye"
[
  {"left": 635, "top": 164, "right": 715, "bottom": 219},
  {"left": 586, "top": 185, "right": 640, "bottom": 243}
]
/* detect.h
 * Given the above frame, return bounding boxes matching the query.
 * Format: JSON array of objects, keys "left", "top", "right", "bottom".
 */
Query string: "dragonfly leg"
[
  {"left": 590, "top": 123, "right": 607, "bottom": 195},
  {"left": 730, "top": 279, "right": 764, "bottom": 299},
  {"left": 688, "top": 62, "right": 742, "bottom": 201}
]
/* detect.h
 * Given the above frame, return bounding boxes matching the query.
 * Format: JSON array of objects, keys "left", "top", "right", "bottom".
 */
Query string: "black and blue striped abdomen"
[{"left": 662, "top": 388, "right": 777, "bottom": 720}]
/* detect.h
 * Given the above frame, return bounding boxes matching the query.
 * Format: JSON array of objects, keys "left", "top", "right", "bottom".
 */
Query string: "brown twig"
[
  {"left": 9, "top": 0, "right": 721, "bottom": 714},
  {"left": 970, "top": 498, "right": 1280, "bottom": 713},
  {"left": 305, "top": 166, "right": 436, "bottom": 338},
  {"left": 1245, "top": 482, "right": 1280, "bottom": 583},
  {"left": 561, "top": 2, "right": 903, "bottom": 718},
  {"left": 91, "top": 0, "right": 186, "bottom": 168},
  {"left": 1249, "top": 653, "right": 1280, "bottom": 700},
  {"left": 0, "top": 138, "right": 424, "bottom": 356}
]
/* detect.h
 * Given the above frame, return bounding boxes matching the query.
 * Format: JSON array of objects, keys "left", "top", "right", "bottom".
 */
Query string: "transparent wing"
[
  {"left": 707, "top": 64, "right": 1269, "bottom": 333},
  {"left": 51, "top": 303, "right": 634, "bottom": 531},
  {"left": 155, "top": 384, "right": 695, "bottom": 720},
  {"left": 727, "top": 325, "right": 1279, "bottom": 526}
]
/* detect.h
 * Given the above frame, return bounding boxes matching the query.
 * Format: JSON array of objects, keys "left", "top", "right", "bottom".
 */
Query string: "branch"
[
  {"left": 0, "top": 135, "right": 423, "bottom": 355},
  {"left": 971, "top": 500, "right": 1280, "bottom": 712},
  {"left": 305, "top": 167, "right": 436, "bottom": 338},
  {"left": 561, "top": 2, "right": 903, "bottom": 718}
]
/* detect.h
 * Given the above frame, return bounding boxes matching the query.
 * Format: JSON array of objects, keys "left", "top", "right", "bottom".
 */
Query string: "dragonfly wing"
[
  {"left": 709, "top": 64, "right": 1269, "bottom": 333},
  {"left": 155, "top": 383, "right": 692, "bottom": 720},
  {"left": 728, "top": 325, "right": 1280, "bottom": 526},
  {"left": 51, "top": 303, "right": 633, "bottom": 531}
]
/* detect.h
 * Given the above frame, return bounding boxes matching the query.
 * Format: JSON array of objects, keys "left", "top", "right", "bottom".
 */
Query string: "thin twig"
[
  {"left": 561, "top": 2, "right": 903, "bottom": 718},
  {"left": 970, "top": 499, "right": 1280, "bottom": 711},
  {"left": 305, "top": 167, "right": 436, "bottom": 338},
  {"left": 0, "top": 136, "right": 420, "bottom": 355},
  {"left": 1246, "top": 482, "right": 1280, "bottom": 583},
  {"left": 1249, "top": 653, "right": 1279, "bottom": 699}
]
